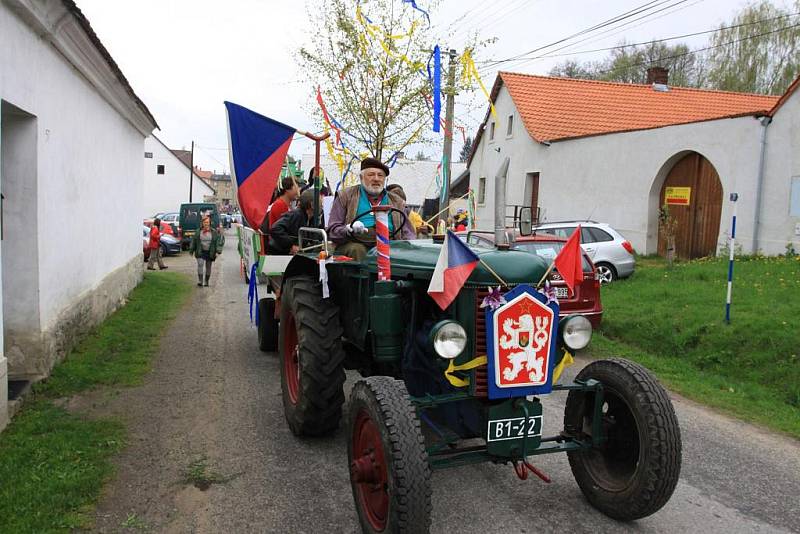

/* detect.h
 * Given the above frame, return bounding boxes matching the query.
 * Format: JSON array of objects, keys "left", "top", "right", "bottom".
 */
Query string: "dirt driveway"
[{"left": 89, "top": 231, "right": 800, "bottom": 533}]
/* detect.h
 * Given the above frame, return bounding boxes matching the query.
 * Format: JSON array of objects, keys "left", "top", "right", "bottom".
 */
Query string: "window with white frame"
[
  {"left": 478, "top": 177, "right": 486, "bottom": 204},
  {"left": 489, "top": 122, "right": 495, "bottom": 141},
  {"left": 507, "top": 115, "right": 514, "bottom": 136}
]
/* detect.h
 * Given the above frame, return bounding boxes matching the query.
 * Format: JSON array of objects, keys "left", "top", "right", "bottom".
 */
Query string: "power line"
[
  {"left": 587, "top": 21, "right": 800, "bottom": 76},
  {"left": 497, "top": 11, "right": 800, "bottom": 65},
  {"left": 482, "top": 0, "right": 690, "bottom": 68}
]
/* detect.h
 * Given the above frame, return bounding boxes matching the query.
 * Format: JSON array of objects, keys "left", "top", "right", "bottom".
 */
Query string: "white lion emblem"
[{"left": 499, "top": 313, "right": 550, "bottom": 383}]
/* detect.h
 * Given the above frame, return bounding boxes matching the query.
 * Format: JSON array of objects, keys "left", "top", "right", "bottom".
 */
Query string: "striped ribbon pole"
[
  {"left": 725, "top": 193, "right": 739, "bottom": 324},
  {"left": 374, "top": 206, "right": 392, "bottom": 281}
]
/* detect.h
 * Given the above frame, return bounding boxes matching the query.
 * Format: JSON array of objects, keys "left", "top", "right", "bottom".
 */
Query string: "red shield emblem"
[{"left": 492, "top": 292, "right": 554, "bottom": 388}]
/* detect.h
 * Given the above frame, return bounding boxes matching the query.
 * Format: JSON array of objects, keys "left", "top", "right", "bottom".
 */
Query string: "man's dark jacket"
[{"left": 269, "top": 208, "right": 310, "bottom": 254}]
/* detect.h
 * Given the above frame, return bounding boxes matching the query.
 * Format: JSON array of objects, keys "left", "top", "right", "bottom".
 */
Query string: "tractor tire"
[
  {"left": 257, "top": 298, "right": 278, "bottom": 352},
  {"left": 348, "top": 377, "right": 431, "bottom": 534},
  {"left": 564, "top": 358, "right": 681, "bottom": 521},
  {"left": 278, "top": 275, "right": 345, "bottom": 436}
]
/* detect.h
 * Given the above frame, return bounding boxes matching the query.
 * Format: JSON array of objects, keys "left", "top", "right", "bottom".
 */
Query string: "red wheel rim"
[
  {"left": 351, "top": 409, "right": 389, "bottom": 531},
  {"left": 283, "top": 311, "right": 300, "bottom": 405}
]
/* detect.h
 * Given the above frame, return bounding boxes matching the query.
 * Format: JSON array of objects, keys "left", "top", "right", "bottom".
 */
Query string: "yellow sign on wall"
[{"left": 665, "top": 186, "right": 691, "bottom": 206}]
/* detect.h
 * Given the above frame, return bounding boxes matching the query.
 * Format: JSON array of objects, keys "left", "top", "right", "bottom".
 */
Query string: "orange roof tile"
[{"left": 498, "top": 72, "right": 781, "bottom": 143}]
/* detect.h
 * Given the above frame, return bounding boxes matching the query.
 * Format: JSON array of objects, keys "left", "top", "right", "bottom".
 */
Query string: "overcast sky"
[{"left": 76, "top": 0, "right": 777, "bottom": 174}]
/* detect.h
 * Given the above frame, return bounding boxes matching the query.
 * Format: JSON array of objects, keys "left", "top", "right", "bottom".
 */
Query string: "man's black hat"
[{"left": 360, "top": 157, "right": 390, "bottom": 177}]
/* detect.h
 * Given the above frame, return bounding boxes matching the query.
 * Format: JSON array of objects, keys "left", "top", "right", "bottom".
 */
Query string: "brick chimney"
[{"left": 646, "top": 66, "right": 669, "bottom": 85}]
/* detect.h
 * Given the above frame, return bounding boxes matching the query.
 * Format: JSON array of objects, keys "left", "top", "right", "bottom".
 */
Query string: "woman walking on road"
[
  {"left": 147, "top": 218, "right": 168, "bottom": 270},
  {"left": 189, "top": 216, "right": 220, "bottom": 287}
]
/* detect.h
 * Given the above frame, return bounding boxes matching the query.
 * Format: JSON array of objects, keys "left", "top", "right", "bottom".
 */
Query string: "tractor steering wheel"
[{"left": 350, "top": 206, "right": 409, "bottom": 243}]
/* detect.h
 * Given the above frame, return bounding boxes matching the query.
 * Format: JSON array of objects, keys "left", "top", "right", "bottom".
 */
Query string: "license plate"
[
  {"left": 555, "top": 286, "right": 569, "bottom": 298},
  {"left": 487, "top": 415, "right": 543, "bottom": 442}
]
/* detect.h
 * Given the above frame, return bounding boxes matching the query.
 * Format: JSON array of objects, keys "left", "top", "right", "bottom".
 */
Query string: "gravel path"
[{"left": 89, "top": 231, "right": 800, "bottom": 533}]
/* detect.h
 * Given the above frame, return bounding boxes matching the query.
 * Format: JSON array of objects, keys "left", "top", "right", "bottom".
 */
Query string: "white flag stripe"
[{"left": 428, "top": 232, "right": 449, "bottom": 293}]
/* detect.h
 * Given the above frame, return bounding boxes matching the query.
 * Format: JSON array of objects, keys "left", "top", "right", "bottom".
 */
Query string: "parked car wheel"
[
  {"left": 564, "top": 358, "right": 681, "bottom": 520},
  {"left": 595, "top": 262, "right": 617, "bottom": 284}
]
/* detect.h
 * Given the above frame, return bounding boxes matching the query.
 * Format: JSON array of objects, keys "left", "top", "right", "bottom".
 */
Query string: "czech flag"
[
  {"left": 553, "top": 225, "right": 583, "bottom": 296},
  {"left": 225, "top": 101, "right": 295, "bottom": 229},
  {"left": 428, "top": 230, "right": 480, "bottom": 310}
]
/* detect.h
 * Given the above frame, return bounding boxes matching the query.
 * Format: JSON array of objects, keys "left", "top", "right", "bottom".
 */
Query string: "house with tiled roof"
[
  {"left": 144, "top": 136, "right": 215, "bottom": 217},
  {"left": 467, "top": 68, "right": 800, "bottom": 259}
]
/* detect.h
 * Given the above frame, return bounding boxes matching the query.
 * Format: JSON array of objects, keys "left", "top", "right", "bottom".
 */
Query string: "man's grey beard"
[{"left": 363, "top": 182, "right": 384, "bottom": 196}]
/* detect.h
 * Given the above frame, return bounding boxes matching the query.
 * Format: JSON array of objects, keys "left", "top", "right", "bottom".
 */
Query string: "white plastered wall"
[{"left": 143, "top": 136, "right": 215, "bottom": 217}]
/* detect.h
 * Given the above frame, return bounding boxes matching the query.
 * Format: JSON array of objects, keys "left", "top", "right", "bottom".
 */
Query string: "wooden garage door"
[{"left": 658, "top": 153, "right": 723, "bottom": 259}]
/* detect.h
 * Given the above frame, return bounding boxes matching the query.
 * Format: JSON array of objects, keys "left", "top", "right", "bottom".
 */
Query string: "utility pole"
[
  {"left": 438, "top": 48, "right": 457, "bottom": 229},
  {"left": 189, "top": 140, "right": 195, "bottom": 202}
]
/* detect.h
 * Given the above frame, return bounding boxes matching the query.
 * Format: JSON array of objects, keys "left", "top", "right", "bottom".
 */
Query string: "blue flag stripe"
[{"left": 446, "top": 230, "right": 479, "bottom": 267}]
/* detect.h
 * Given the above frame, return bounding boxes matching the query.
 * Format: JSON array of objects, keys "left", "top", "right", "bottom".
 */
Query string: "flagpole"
[
  {"left": 536, "top": 261, "right": 556, "bottom": 288},
  {"left": 478, "top": 257, "right": 508, "bottom": 288}
]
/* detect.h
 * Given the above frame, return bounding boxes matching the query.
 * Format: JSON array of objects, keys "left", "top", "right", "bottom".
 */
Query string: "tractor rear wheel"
[
  {"left": 278, "top": 275, "right": 345, "bottom": 436},
  {"left": 257, "top": 298, "right": 278, "bottom": 352},
  {"left": 564, "top": 358, "right": 681, "bottom": 521},
  {"left": 347, "top": 377, "right": 431, "bottom": 534}
]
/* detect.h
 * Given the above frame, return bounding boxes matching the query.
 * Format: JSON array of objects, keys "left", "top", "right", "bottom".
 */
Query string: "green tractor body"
[{"left": 269, "top": 229, "right": 682, "bottom": 533}]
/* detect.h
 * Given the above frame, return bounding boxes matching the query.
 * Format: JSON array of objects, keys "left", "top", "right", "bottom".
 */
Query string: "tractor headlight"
[
  {"left": 561, "top": 315, "right": 592, "bottom": 351},
  {"left": 430, "top": 320, "right": 467, "bottom": 359}
]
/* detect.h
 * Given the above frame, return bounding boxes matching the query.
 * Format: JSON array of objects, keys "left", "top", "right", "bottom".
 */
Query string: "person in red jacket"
[{"left": 147, "top": 218, "right": 168, "bottom": 270}]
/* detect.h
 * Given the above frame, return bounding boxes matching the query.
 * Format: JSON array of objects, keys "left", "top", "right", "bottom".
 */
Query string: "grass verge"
[
  {"left": 0, "top": 271, "right": 193, "bottom": 533},
  {"left": 595, "top": 254, "right": 800, "bottom": 438}
]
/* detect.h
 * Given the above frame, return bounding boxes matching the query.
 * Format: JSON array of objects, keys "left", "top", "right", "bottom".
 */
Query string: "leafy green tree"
[
  {"left": 705, "top": 0, "right": 800, "bottom": 95},
  {"left": 298, "top": 0, "right": 439, "bottom": 159}
]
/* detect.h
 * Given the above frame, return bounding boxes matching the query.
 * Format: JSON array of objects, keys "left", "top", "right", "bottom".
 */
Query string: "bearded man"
[{"left": 326, "top": 157, "right": 416, "bottom": 260}]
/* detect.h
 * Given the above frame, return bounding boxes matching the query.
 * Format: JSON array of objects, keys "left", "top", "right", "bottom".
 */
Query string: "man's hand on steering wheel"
[{"left": 348, "top": 207, "right": 409, "bottom": 243}]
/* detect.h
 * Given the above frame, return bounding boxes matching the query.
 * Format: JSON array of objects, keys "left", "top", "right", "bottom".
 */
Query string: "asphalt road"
[{"left": 91, "top": 230, "right": 800, "bottom": 533}]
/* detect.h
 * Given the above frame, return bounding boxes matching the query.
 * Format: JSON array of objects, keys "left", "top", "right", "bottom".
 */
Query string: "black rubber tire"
[
  {"left": 595, "top": 262, "right": 617, "bottom": 284},
  {"left": 257, "top": 298, "right": 278, "bottom": 352},
  {"left": 348, "top": 377, "right": 431, "bottom": 534},
  {"left": 564, "top": 358, "right": 681, "bottom": 521},
  {"left": 278, "top": 275, "right": 345, "bottom": 436}
]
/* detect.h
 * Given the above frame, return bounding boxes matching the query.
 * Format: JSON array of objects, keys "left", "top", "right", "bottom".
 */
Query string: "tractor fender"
[{"left": 280, "top": 255, "right": 320, "bottom": 293}]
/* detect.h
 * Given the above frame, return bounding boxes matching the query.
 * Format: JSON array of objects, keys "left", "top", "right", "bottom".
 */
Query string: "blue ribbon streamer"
[
  {"left": 402, "top": 0, "right": 430, "bottom": 25},
  {"left": 248, "top": 262, "right": 259, "bottom": 325},
  {"left": 337, "top": 156, "right": 356, "bottom": 192},
  {"left": 433, "top": 44, "right": 441, "bottom": 133}
]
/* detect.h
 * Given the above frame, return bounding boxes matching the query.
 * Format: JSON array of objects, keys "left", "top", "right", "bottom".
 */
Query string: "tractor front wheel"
[
  {"left": 347, "top": 377, "right": 431, "bottom": 534},
  {"left": 278, "top": 275, "right": 345, "bottom": 436},
  {"left": 564, "top": 358, "right": 681, "bottom": 521}
]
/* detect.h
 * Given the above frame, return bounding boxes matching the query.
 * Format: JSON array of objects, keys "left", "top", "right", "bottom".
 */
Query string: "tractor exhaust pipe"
[{"left": 494, "top": 157, "right": 510, "bottom": 246}]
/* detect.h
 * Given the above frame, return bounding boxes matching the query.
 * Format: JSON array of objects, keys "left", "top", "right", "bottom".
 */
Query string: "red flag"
[{"left": 554, "top": 225, "right": 583, "bottom": 296}]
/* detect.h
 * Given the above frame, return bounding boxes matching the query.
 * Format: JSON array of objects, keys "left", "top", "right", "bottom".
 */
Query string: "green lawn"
[
  {"left": 595, "top": 254, "right": 800, "bottom": 438},
  {"left": 0, "top": 271, "right": 193, "bottom": 533}
]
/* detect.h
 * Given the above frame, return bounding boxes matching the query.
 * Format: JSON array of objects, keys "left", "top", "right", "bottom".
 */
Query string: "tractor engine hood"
[{"left": 363, "top": 240, "right": 548, "bottom": 286}]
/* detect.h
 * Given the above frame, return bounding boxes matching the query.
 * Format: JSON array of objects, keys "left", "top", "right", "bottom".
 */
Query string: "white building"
[
  {"left": 144, "top": 135, "right": 215, "bottom": 217},
  {"left": 301, "top": 153, "right": 465, "bottom": 213},
  {"left": 0, "top": 0, "right": 158, "bottom": 430},
  {"left": 468, "top": 70, "right": 800, "bottom": 258}
]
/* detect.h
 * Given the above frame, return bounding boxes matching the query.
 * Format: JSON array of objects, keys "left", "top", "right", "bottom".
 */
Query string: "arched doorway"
[{"left": 657, "top": 152, "right": 723, "bottom": 259}]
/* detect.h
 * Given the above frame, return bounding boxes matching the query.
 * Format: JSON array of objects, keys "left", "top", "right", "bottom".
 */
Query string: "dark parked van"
[{"left": 179, "top": 203, "right": 220, "bottom": 249}]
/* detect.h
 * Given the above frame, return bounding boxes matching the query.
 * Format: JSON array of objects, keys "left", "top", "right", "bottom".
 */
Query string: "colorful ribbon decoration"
[
  {"left": 553, "top": 351, "right": 575, "bottom": 384},
  {"left": 402, "top": 0, "right": 430, "bottom": 25},
  {"left": 248, "top": 262, "right": 259, "bottom": 325},
  {"left": 432, "top": 44, "right": 441, "bottom": 132},
  {"left": 445, "top": 355, "right": 488, "bottom": 388},
  {"left": 461, "top": 48, "right": 498, "bottom": 123},
  {"left": 374, "top": 207, "right": 391, "bottom": 281}
]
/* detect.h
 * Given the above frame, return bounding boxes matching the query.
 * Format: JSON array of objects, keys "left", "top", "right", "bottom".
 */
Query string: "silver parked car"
[{"left": 534, "top": 221, "right": 635, "bottom": 283}]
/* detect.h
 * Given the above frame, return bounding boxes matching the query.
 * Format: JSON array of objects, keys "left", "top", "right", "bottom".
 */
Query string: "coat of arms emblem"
[{"left": 486, "top": 285, "right": 558, "bottom": 398}]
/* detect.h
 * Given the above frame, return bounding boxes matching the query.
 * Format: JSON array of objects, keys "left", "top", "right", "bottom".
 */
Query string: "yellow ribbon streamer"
[
  {"left": 552, "top": 351, "right": 575, "bottom": 384},
  {"left": 445, "top": 355, "right": 488, "bottom": 388},
  {"left": 461, "top": 49, "right": 498, "bottom": 123}
]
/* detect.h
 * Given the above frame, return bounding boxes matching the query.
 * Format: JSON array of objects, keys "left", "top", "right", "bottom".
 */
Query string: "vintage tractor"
[{"left": 270, "top": 202, "right": 682, "bottom": 532}]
